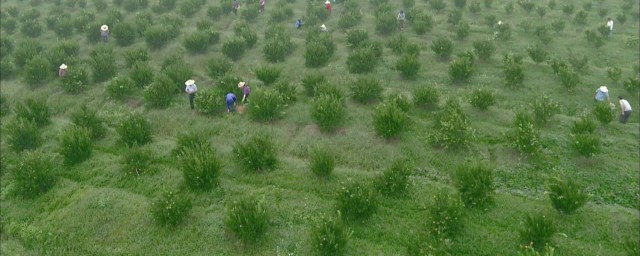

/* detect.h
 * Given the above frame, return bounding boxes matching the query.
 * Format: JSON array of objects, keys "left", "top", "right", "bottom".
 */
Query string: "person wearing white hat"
[
  {"left": 594, "top": 85, "right": 610, "bottom": 102},
  {"left": 259, "top": 0, "right": 266, "bottom": 13},
  {"left": 100, "top": 25, "right": 109, "bottom": 42},
  {"left": 320, "top": 24, "right": 327, "bottom": 32},
  {"left": 58, "top": 64, "right": 68, "bottom": 78},
  {"left": 184, "top": 79, "right": 198, "bottom": 110},
  {"left": 238, "top": 81, "right": 250, "bottom": 103},
  {"left": 325, "top": 0, "right": 331, "bottom": 14},
  {"left": 397, "top": 10, "right": 406, "bottom": 31}
]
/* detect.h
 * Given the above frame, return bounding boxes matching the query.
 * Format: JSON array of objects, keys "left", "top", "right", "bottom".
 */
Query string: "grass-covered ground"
[{"left": 1, "top": 0, "right": 639, "bottom": 255}]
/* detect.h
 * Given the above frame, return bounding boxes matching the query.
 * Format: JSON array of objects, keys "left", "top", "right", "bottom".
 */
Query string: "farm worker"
[
  {"left": 320, "top": 24, "right": 327, "bottom": 32},
  {"left": 325, "top": 0, "right": 331, "bottom": 14},
  {"left": 397, "top": 10, "right": 406, "bottom": 31},
  {"left": 233, "top": 0, "right": 239, "bottom": 15},
  {"left": 238, "top": 82, "right": 250, "bottom": 103},
  {"left": 259, "top": 0, "right": 265, "bottom": 13},
  {"left": 185, "top": 79, "right": 198, "bottom": 110},
  {"left": 494, "top": 20, "right": 503, "bottom": 39},
  {"left": 618, "top": 96, "right": 632, "bottom": 124},
  {"left": 295, "top": 19, "right": 303, "bottom": 29},
  {"left": 58, "top": 64, "right": 67, "bottom": 78},
  {"left": 594, "top": 86, "right": 610, "bottom": 102},
  {"left": 100, "top": 24, "right": 109, "bottom": 42},
  {"left": 606, "top": 17, "right": 613, "bottom": 37},
  {"left": 226, "top": 93, "right": 237, "bottom": 112}
]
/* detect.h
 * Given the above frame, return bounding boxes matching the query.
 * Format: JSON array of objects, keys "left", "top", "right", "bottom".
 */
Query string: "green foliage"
[
  {"left": 269, "top": 2, "right": 293, "bottom": 23},
  {"left": 551, "top": 20, "right": 565, "bottom": 33},
  {"left": 58, "top": 125, "right": 92, "bottom": 165},
  {"left": 584, "top": 29, "right": 604, "bottom": 48},
  {"left": 447, "top": 10, "right": 463, "bottom": 25},
  {"left": 181, "top": 145, "right": 222, "bottom": 191},
  {"left": 90, "top": 46, "right": 117, "bottom": 82},
  {"left": 503, "top": 53, "right": 525, "bottom": 87},
  {"left": 129, "top": 62, "right": 154, "bottom": 88},
  {"left": 21, "top": 20, "right": 43, "bottom": 38},
  {"left": 454, "top": 161, "right": 495, "bottom": 208},
  {"left": 225, "top": 197, "right": 269, "bottom": 243},
  {"left": 0, "top": 59, "right": 15, "bottom": 80},
  {"left": 143, "top": 74, "right": 174, "bottom": 109},
  {"left": 117, "top": 113, "right": 152, "bottom": 147},
  {"left": 14, "top": 97, "right": 50, "bottom": 127},
  {"left": 623, "top": 77, "right": 639, "bottom": 95},
  {"left": 70, "top": 105, "right": 106, "bottom": 140},
  {"left": 47, "top": 41, "right": 80, "bottom": 69},
  {"left": 532, "top": 94, "right": 560, "bottom": 126},
  {"left": 151, "top": 190, "right": 192, "bottom": 227},
  {"left": 255, "top": 66, "right": 281, "bottom": 85},
  {"left": 144, "top": 25, "right": 173, "bottom": 49},
  {"left": 413, "top": 86, "right": 440, "bottom": 109},
  {"left": 123, "top": 47, "right": 149, "bottom": 68},
  {"left": 234, "top": 22, "right": 257, "bottom": 48},
  {"left": 350, "top": 77, "right": 383, "bottom": 104},
  {"left": 307, "top": 145, "right": 336, "bottom": 177},
  {"left": 449, "top": 56, "right": 474, "bottom": 82},
  {"left": 548, "top": 177, "right": 588, "bottom": 215},
  {"left": 373, "top": 103, "right": 407, "bottom": 139},
  {"left": 312, "top": 213, "right": 351, "bottom": 256},
  {"left": 593, "top": 102, "right": 614, "bottom": 124},
  {"left": 412, "top": 11, "right": 434, "bottom": 35},
  {"left": 527, "top": 44, "right": 548, "bottom": 64},
  {"left": 567, "top": 53, "right": 589, "bottom": 72},
  {"left": 59, "top": 66, "right": 89, "bottom": 94},
  {"left": 469, "top": 87, "right": 496, "bottom": 111},
  {"left": 222, "top": 37, "right": 246, "bottom": 61},
  {"left": 338, "top": 1, "right": 362, "bottom": 29},
  {"left": 183, "top": 30, "right": 218, "bottom": 53},
  {"left": 113, "top": 21, "right": 136, "bottom": 46},
  {"left": 386, "top": 92, "right": 412, "bottom": 113},
  {"left": 23, "top": 56, "right": 51, "bottom": 86},
  {"left": 374, "top": 159, "right": 413, "bottom": 197},
  {"left": 473, "top": 39, "right": 495, "bottom": 61},
  {"left": 1, "top": 18, "right": 17, "bottom": 34},
  {"left": 233, "top": 134, "right": 278, "bottom": 172},
  {"left": 11, "top": 150, "right": 57, "bottom": 198},
  {"left": 346, "top": 30, "right": 369, "bottom": 50},
  {"left": 606, "top": 66, "right": 622, "bottom": 84},
  {"left": 469, "top": 2, "right": 481, "bottom": 13},
  {"left": 13, "top": 40, "right": 42, "bottom": 68},
  {"left": 561, "top": 4, "right": 574, "bottom": 15},
  {"left": 455, "top": 21, "right": 470, "bottom": 40},
  {"left": 311, "top": 93, "right": 346, "bottom": 133},
  {"left": 262, "top": 30, "right": 294, "bottom": 63},
  {"left": 387, "top": 34, "right": 408, "bottom": 55},
  {"left": 274, "top": 80, "right": 297, "bottom": 103},
  {"left": 533, "top": 25, "right": 552, "bottom": 44},
  {"left": 6, "top": 118, "right": 41, "bottom": 152},
  {"left": 429, "top": 191, "right": 465, "bottom": 239},
  {"left": 395, "top": 54, "right": 421, "bottom": 79},
  {"left": 161, "top": 56, "right": 193, "bottom": 91},
  {"left": 301, "top": 74, "right": 326, "bottom": 97},
  {"left": 0, "top": 94, "right": 9, "bottom": 117},
  {"left": 496, "top": 23, "right": 512, "bottom": 40},
  {"left": 106, "top": 77, "right": 135, "bottom": 100},
  {"left": 571, "top": 115, "right": 596, "bottom": 134},
  {"left": 172, "top": 130, "right": 211, "bottom": 158},
  {"left": 375, "top": 10, "right": 396, "bottom": 35},
  {"left": 179, "top": 0, "right": 205, "bottom": 16},
  {"left": 430, "top": 99, "right": 472, "bottom": 148},
  {"left": 511, "top": 112, "right": 541, "bottom": 155},
  {"left": 570, "top": 133, "right": 601, "bottom": 157},
  {"left": 347, "top": 45, "right": 381, "bottom": 74},
  {"left": 430, "top": 0, "right": 446, "bottom": 11},
  {"left": 337, "top": 180, "right": 378, "bottom": 220},
  {"left": 520, "top": 214, "right": 556, "bottom": 251},
  {"left": 557, "top": 66, "right": 580, "bottom": 90},
  {"left": 248, "top": 88, "right": 286, "bottom": 122},
  {"left": 431, "top": 37, "right": 454, "bottom": 59},
  {"left": 574, "top": 10, "right": 587, "bottom": 25},
  {"left": 206, "top": 57, "right": 232, "bottom": 79}
]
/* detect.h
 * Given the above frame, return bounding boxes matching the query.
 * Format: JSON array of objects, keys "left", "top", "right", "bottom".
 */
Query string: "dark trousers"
[
  {"left": 620, "top": 110, "right": 631, "bottom": 124},
  {"left": 189, "top": 93, "right": 196, "bottom": 110}
]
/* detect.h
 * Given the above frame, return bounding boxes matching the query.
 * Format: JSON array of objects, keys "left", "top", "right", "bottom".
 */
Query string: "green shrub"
[
  {"left": 561, "top": 4, "right": 574, "bottom": 14},
  {"left": 454, "top": 161, "right": 495, "bottom": 208},
  {"left": 557, "top": 66, "right": 580, "bottom": 90},
  {"left": 234, "top": 22, "right": 257, "bottom": 48},
  {"left": 373, "top": 103, "right": 407, "bottom": 139},
  {"left": 547, "top": 57, "right": 568, "bottom": 75},
  {"left": 225, "top": 197, "right": 269, "bottom": 243},
  {"left": 469, "top": 1, "right": 481, "bottom": 13},
  {"left": 385, "top": 92, "right": 412, "bottom": 113},
  {"left": 143, "top": 25, "right": 173, "bottom": 49},
  {"left": 1, "top": 18, "right": 17, "bottom": 34},
  {"left": 194, "top": 89, "right": 223, "bottom": 115},
  {"left": 23, "top": 56, "right": 51, "bottom": 86},
  {"left": 233, "top": 134, "right": 278, "bottom": 172},
  {"left": 90, "top": 46, "right": 117, "bottom": 82},
  {"left": 6, "top": 118, "right": 41, "bottom": 152},
  {"left": 548, "top": 177, "right": 588, "bottom": 215},
  {"left": 151, "top": 190, "right": 192, "bottom": 227},
  {"left": 337, "top": 180, "right": 378, "bottom": 220},
  {"left": 430, "top": 0, "right": 446, "bottom": 11},
  {"left": 571, "top": 115, "right": 596, "bottom": 134},
  {"left": 347, "top": 45, "right": 381, "bottom": 74},
  {"left": 374, "top": 159, "right": 413, "bottom": 197},
  {"left": 311, "top": 93, "right": 346, "bottom": 133},
  {"left": 520, "top": 214, "right": 556, "bottom": 251},
  {"left": 263, "top": 35, "right": 294, "bottom": 63},
  {"left": 0, "top": 59, "right": 15, "bottom": 79},
  {"left": 240, "top": 2, "right": 260, "bottom": 22},
  {"left": 624, "top": 237, "right": 639, "bottom": 256},
  {"left": 455, "top": 21, "right": 471, "bottom": 40},
  {"left": 12, "top": 150, "right": 57, "bottom": 198},
  {"left": 181, "top": 145, "right": 222, "bottom": 191},
  {"left": 584, "top": 29, "right": 604, "bottom": 48},
  {"left": 106, "top": 77, "right": 135, "bottom": 100},
  {"left": 532, "top": 94, "right": 560, "bottom": 126},
  {"left": 533, "top": 25, "right": 552, "bottom": 44},
  {"left": 623, "top": 77, "right": 639, "bottom": 95},
  {"left": 447, "top": 10, "right": 463, "bottom": 25},
  {"left": 346, "top": 29, "right": 369, "bottom": 49},
  {"left": 312, "top": 213, "right": 351, "bottom": 256},
  {"left": 550, "top": 20, "right": 565, "bottom": 33},
  {"left": 412, "top": 11, "right": 433, "bottom": 35},
  {"left": 454, "top": 0, "right": 467, "bottom": 8},
  {"left": 395, "top": 54, "right": 421, "bottom": 79},
  {"left": 143, "top": 74, "right": 174, "bottom": 109},
  {"left": 183, "top": 31, "right": 216, "bottom": 53},
  {"left": 567, "top": 53, "right": 589, "bottom": 72},
  {"left": 255, "top": 66, "right": 281, "bottom": 85},
  {"left": 206, "top": 57, "right": 232, "bottom": 79},
  {"left": 431, "top": 38, "right": 454, "bottom": 59},
  {"left": 12, "top": 40, "right": 42, "bottom": 68},
  {"left": 59, "top": 66, "right": 89, "bottom": 94},
  {"left": 47, "top": 41, "right": 80, "bottom": 68},
  {"left": 350, "top": 77, "right": 383, "bottom": 104},
  {"left": 429, "top": 191, "right": 464, "bottom": 239},
  {"left": 606, "top": 66, "right": 622, "bottom": 84},
  {"left": 473, "top": 39, "right": 495, "bottom": 61},
  {"left": 593, "top": 102, "right": 615, "bottom": 124},
  {"left": 414, "top": 86, "right": 440, "bottom": 110},
  {"left": 305, "top": 33, "right": 335, "bottom": 67},
  {"left": 270, "top": 2, "right": 293, "bottom": 23},
  {"left": 308, "top": 145, "right": 335, "bottom": 177},
  {"left": 527, "top": 44, "right": 548, "bottom": 64},
  {"left": 14, "top": 97, "right": 50, "bottom": 127},
  {"left": 123, "top": 47, "right": 149, "bottom": 68},
  {"left": 570, "top": 133, "right": 601, "bottom": 157},
  {"left": 387, "top": 34, "right": 408, "bottom": 55},
  {"left": 338, "top": 2, "right": 362, "bottom": 29},
  {"left": 503, "top": 53, "right": 525, "bottom": 87},
  {"left": 113, "top": 21, "right": 136, "bottom": 46},
  {"left": 129, "top": 62, "right": 154, "bottom": 88},
  {"left": 58, "top": 125, "right": 92, "bottom": 165},
  {"left": 117, "top": 113, "right": 152, "bottom": 147},
  {"left": 172, "top": 130, "right": 211, "bottom": 158},
  {"left": 496, "top": 23, "right": 512, "bottom": 40},
  {"left": 222, "top": 37, "right": 246, "bottom": 61},
  {"left": 123, "top": 0, "right": 148, "bottom": 12},
  {"left": 574, "top": 10, "right": 587, "bottom": 25},
  {"left": 0, "top": 94, "right": 9, "bottom": 117},
  {"left": 469, "top": 88, "right": 496, "bottom": 111},
  {"left": 21, "top": 20, "right": 43, "bottom": 38},
  {"left": 273, "top": 80, "right": 297, "bottom": 103},
  {"left": 179, "top": 0, "right": 205, "bottom": 16},
  {"left": 511, "top": 112, "right": 541, "bottom": 155},
  {"left": 375, "top": 10, "right": 396, "bottom": 35},
  {"left": 70, "top": 105, "right": 106, "bottom": 140},
  {"left": 430, "top": 99, "right": 472, "bottom": 148},
  {"left": 301, "top": 74, "right": 326, "bottom": 97},
  {"left": 248, "top": 89, "right": 286, "bottom": 122},
  {"left": 449, "top": 56, "right": 474, "bottom": 83},
  {"left": 161, "top": 57, "right": 193, "bottom": 92}
]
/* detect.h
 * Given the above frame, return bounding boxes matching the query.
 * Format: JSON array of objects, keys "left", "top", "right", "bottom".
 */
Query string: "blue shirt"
[
  {"left": 595, "top": 89, "right": 609, "bottom": 101},
  {"left": 226, "top": 93, "right": 236, "bottom": 103},
  {"left": 295, "top": 20, "right": 302, "bottom": 29}
]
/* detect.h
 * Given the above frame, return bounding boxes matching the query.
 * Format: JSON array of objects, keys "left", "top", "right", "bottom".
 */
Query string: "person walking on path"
[
  {"left": 100, "top": 25, "right": 109, "bottom": 42},
  {"left": 185, "top": 79, "right": 198, "bottom": 110},
  {"left": 295, "top": 19, "right": 303, "bottom": 29},
  {"left": 325, "top": 0, "right": 332, "bottom": 14},
  {"left": 594, "top": 85, "right": 610, "bottom": 102},
  {"left": 58, "top": 64, "right": 67, "bottom": 78},
  {"left": 233, "top": 0, "right": 239, "bottom": 15},
  {"left": 618, "top": 96, "right": 632, "bottom": 124},
  {"left": 226, "top": 93, "right": 237, "bottom": 112},
  {"left": 238, "top": 82, "right": 250, "bottom": 103},
  {"left": 606, "top": 17, "right": 614, "bottom": 37},
  {"left": 259, "top": 0, "right": 265, "bottom": 13},
  {"left": 397, "top": 10, "right": 406, "bottom": 31}
]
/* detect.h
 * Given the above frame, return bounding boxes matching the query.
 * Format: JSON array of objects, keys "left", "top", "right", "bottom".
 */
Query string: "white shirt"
[
  {"left": 607, "top": 20, "right": 613, "bottom": 30},
  {"left": 619, "top": 99, "right": 632, "bottom": 112},
  {"left": 185, "top": 84, "right": 197, "bottom": 94}
]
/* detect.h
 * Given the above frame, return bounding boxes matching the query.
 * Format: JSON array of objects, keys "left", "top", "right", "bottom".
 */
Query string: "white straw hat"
[
  {"left": 185, "top": 79, "right": 195, "bottom": 86},
  {"left": 59, "top": 64, "right": 67, "bottom": 69},
  {"left": 320, "top": 24, "right": 326, "bottom": 29},
  {"left": 498, "top": 20, "right": 503, "bottom": 25},
  {"left": 238, "top": 81, "right": 246, "bottom": 88},
  {"left": 325, "top": 0, "right": 330, "bottom": 4},
  {"left": 599, "top": 86, "right": 608, "bottom": 93},
  {"left": 101, "top": 25, "right": 109, "bottom": 31}
]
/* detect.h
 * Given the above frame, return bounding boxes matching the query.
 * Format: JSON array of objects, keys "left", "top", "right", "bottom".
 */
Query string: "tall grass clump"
[
  {"left": 129, "top": 62, "right": 154, "bottom": 88},
  {"left": 312, "top": 213, "right": 352, "bottom": 256},
  {"left": 11, "top": 150, "right": 58, "bottom": 198},
  {"left": 195, "top": 88, "right": 225, "bottom": 115},
  {"left": 183, "top": 30, "right": 218, "bottom": 53},
  {"left": 248, "top": 88, "right": 286, "bottom": 122},
  {"left": 429, "top": 99, "right": 472, "bottom": 149},
  {"left": 59, "top": 66, "right": 89, "bottom": 94},
  {"left": 548, "top": 177, "right": 588, "bottom": 215},
  {"left": 413, "top": 86, "right": 440, "bottom": 110},
  {"left": 347, "top": 45, "right": 381, "bottom": 74},
  {"left": 307, "top": 145, "right": 336, "bottom": 178},
  {"left": 373, "top": 103, "right": 408, "bottom": 139},
  {"left": 374, "top": 159, "right": 413, "bottom": 197},
  {"left": 503, "top": 53, "right": 525, "bottom": 87},
  {"left": 311, "top": 93, "right": 346, "bottom": 133},
  {"left": 350, "top": 77, "right": 383, "bottom": 104},
  {"left": 395, "top": 54, "right": 421, "bottom": 79},
  {"left": 14, "top": 97, "right": 50, "bottom": 127},
  {"left": 143, "top": 74, "right": 174, "bottom": 109},
  {"left": 206, "top": 57, "right": 232, "bottom": 79},
  {"left": 449, "top": 55, "right": 474, "bottom": 83},
  {"left": 510, "top": 112, "right": 541, "bottom": 156},
  {"left": 255, "top": 66, "right": 281, "bottom": 85},
  {"left": 532, "top": 94, "right": 560, "bottom": 126},
  {"left": 90, "top": 46, "right": 117, "bottom": 82},
  {"left": 527, "top": 44, "right": 548, "bottom": 64},
  {"left": 151, "top": 190, "right": 192, "bottom": 227},
  {"left": 570, "top": 133, "right": 601, "bottom": 157},
  {"left": 431, "top": 37, "right": 454, "bottom": 60},
  {"left": 429, "top": 190, "right": 465, "bottom": 239},
  {"left": 571, "top": 115, "right": 596, "bottom": 134},
  {"left": 520, "top": 214, "right": 556, "bottom": 251},
  {"left": 181, "top": 145, "right": 222, "bottom": 191},
  {"left": 302, "top": 74, "right": 327, "bottom": 97},
  {"left": 338, "top": 1, "right": 362, "bottom": 29},
  {"left": 593, "top": 102, "right": 614, "bottom": 124},
  {"left": 233, "top": 134, "right": 278, "bottom": 172},
  {"left": 123, "top": 47, "right": 149, "bottom": 68},
  {"left": 262, "top": 26, "right": 294, "bottom": 63},
  {"left": 117, "top": 113, "right": 152, "bottom": 147},
  {"left": 337, "top": 180, "right": 378, "bottom": 221},
  {"left": 346, "top": 29, "right": 369, "bottom": 49},
  {"left": 172, "top": 130, "right": 212, "bottom": 158},
  {"left": 6, "top": 118, "right": 41, "bottom": 152},
  {"left": 453, "top": 161, "right": 495, "bottom": 208},
  {"left": 105, "top": 77, "right": 135, "bottom": 100},
  {"left": 161, "top": 55, "right": 194, "bottom": 91},
  {"left": 225, "top": 197, "right": 269, "bottom": 243},
  {"left": 305, "top": 33, "right": 335, "bottom": 68},
  {"left": 23, "top": 56, "right": 51, "bottom": 86},
  {"left": 121, "top": 146, "right": 156, "bottom": 176},
  {"left": 58, "top": 125, "right": 92, "bottom": 166},
  {"left": 473, "top": 39, "right": 495, "bottom": 61},
  {"left": 412, "top": 10, "right": 434, "bottom": 35},
  {"left": 113, "top": 21, "right": 136, "bottom": 46},
  {"left": 469, "top": 87, "right": 496, "bottom": 111},
  {"left": 222, "top": 37, "right": 246, "bottom": 60},
  {"left": 234, "top": 22, "right": 257, "bottom": 47}
]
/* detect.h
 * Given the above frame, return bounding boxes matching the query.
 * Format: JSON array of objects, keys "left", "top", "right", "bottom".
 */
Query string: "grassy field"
[{"left": 1, "top": 0, "right": 639, "bottom": 255}]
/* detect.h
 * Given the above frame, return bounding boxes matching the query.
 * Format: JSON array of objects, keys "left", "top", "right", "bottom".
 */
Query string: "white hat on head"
[
  {"left": 101, "top": 25, "right": 109, "bottom": 31},
  {"left": 599, "top": 86, "right": 608, "bottom": 92},
  {"left": 185, "top": 79, "right": 195, "bottom": 86},
  {"left": 59, "top": 64, "right": 67, "bottom": 69},
  {"left": 325, "top": 0, "right": 330, "bottom": 4},
  {"left": 498, "top": 20, "right": 503, "bottom": 25},
  {"left": 320, "top": 24, "right": 326, "bottom": 29},
  {"left": 238, "top": 81, "right": 246, "bottom": 88}
]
